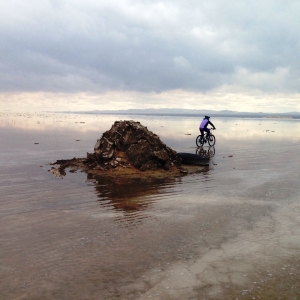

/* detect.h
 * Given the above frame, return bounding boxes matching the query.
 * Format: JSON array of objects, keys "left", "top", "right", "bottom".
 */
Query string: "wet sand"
[{"left": 1, "top": 113, "right": 300, "bottom": 299}]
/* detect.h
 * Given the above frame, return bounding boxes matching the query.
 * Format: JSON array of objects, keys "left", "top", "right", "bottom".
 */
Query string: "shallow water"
[{"left": 1, "top": 113, "right": 300, "bottom": 299}]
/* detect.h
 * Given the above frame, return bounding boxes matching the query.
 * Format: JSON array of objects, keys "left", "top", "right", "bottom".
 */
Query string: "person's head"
[{"left": 204, "top": 115, "right": 210, "bottom": 119}]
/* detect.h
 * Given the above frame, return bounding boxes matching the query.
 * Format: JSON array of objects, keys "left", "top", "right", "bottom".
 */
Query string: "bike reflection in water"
[{"left": 196, "top": 146, "right": 215, "bottom": 158}]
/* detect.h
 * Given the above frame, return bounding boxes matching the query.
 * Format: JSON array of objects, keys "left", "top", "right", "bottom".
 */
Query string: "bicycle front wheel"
[
  {"left": 208, "top": 134, "right": 216, "bottom": 146},
  {"left": 196, "top": 135, "right": 204, "bottom": 147},
  {"left": 208, "top": 146, "right": 215, "bottom": 157}
]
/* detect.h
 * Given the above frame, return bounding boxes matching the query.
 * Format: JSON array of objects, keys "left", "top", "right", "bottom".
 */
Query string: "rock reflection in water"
[{"left": 87, "top": 173, "right": 179, "bottom": 226}]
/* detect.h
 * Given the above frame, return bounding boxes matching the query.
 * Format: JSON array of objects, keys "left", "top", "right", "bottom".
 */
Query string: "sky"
[{"left": 1, "top": 0, "right": 300, "bottom": 113}]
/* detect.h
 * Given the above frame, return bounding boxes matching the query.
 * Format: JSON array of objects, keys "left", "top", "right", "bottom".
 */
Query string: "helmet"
[{"left": 205, "top": 115, "right": 210, "bottom": 119}]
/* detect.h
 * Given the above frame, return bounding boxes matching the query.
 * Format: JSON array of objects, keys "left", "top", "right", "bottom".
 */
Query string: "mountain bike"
[{"left": 196, "top": 128, "right": 216, "bottom": 147}]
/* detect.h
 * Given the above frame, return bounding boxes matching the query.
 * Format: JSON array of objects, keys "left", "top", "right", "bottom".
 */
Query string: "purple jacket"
[
  {"left": 200, "top": 119, "right": 209, "bottom": 129},
  {"left": 199, "top": 119, "right": 215, "bottom": 129}
]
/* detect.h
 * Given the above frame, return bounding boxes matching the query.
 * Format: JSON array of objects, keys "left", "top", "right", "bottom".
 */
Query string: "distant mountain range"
[{"left": 64, "top": 108, "right": 300, "bottom": 118}]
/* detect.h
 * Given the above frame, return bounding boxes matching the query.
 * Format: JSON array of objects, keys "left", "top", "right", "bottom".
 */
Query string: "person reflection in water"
[{"left": 199, "top": 115, "right": 216, "bottom": 142}]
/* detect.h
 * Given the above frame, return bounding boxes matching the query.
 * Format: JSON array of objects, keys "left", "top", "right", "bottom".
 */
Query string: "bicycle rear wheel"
[
  {"left": 196, "top": 135, "right": 204, "bottom": 147},
  {"left": 196, "top": 147, "right": 207, "bottom": 156},
  {"left": 208, "top": 134, "right": 215, "bottom": 146}
]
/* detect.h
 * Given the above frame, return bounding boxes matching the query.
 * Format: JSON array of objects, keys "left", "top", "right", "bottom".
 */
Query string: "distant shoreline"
[
  {"left": 50, "top": 110, "right": 300, "bottom": 119},
  {"left": 263, "top": 116, "right": 293, "bottom": 119},
  {"left": 46, "top": 107, "right": 300, "bottom": 118}
]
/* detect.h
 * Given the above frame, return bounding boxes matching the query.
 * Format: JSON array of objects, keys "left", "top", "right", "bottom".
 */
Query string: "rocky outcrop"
[{"left": 85, "top": 120, "right": 181, "bottom": 171}]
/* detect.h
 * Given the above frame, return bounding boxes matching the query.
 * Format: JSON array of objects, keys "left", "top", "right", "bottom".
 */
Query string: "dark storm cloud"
[{"left": 1, "top": 0, "right": 300, "bottom": 94}]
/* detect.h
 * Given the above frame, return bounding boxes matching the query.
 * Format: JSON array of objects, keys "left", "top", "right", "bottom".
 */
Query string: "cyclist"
[{"left": 199, "top": 116, "right": 216, "bottom": 142}]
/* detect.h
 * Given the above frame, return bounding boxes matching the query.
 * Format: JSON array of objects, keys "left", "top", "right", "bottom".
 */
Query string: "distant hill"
[{"left": 64, "top": 108, "right": 300, "bottom": 118}]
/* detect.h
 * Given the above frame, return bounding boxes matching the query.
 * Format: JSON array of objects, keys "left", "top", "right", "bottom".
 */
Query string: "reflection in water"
[
  {"left": 196, "top": 146, "right": 215, "bottom": 157},
  {"left": 87, "top": 173, "right": 180, "bottom": 227}
]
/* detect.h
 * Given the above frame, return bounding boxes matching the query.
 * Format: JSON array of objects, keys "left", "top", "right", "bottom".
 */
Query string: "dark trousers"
[{"left": 200, "top": 128, "right": 210, "bottom": 139}]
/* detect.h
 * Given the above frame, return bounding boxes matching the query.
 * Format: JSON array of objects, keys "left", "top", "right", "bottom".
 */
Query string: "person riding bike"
[{"left": 199, "top": 116, "right": 216, "bottom": 142}]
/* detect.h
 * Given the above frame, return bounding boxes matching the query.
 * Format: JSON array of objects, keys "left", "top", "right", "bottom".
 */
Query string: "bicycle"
[{"left": 196, "top": 128, "right": 216, "bottom": 147}]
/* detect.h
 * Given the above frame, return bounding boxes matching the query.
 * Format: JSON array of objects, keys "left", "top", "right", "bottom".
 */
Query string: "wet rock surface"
[
  {"left": 50, "top": 120, "right": 206, "bottom": 177},
  {"left": 90, "top": 120, "right": 181, "bottom": 171}
]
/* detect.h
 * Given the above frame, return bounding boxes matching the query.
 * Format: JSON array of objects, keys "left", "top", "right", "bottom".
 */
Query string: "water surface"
[{"left": 1, "top": 113, "right": 300, "bottom": 299}]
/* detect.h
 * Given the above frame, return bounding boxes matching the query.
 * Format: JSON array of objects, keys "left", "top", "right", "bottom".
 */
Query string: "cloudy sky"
[{"left": 1, "top": 0, "right": 300, "bottom": 112}]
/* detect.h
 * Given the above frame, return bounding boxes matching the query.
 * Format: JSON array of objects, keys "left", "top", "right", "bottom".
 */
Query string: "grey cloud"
[{"left": 1, "top": 0, "right": 300, "bottom": 94}]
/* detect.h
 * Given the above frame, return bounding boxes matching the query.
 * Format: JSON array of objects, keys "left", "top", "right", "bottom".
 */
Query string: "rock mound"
[{"left": 85, "top": 120, "right": 181, "bottom": 171}]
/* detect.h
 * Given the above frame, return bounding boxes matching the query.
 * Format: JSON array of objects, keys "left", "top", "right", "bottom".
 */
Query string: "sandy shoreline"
[{"left": 49, "top": 156, "right": 209, "bottom": 179}]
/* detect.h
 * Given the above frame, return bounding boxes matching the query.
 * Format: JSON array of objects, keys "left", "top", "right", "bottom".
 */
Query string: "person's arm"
[{"left": 208, "top": 120, "right": 216, "bottom": 129}]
